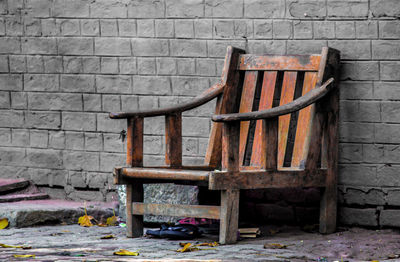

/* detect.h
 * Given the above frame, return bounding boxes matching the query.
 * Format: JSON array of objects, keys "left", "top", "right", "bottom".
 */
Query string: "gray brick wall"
[{"left": 0, "top": 0, "right": 400, "bottom": 227}]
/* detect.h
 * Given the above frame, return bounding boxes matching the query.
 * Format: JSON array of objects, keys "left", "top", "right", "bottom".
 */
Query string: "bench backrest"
[{"left": 205, "top": 46, "right": 340, "bottom": 170}]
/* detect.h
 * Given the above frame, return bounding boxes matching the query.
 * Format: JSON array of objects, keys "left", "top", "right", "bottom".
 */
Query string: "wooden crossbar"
[
  {"left": 131, "top": 203, "right": 221, "bottom": 219},
  {"left": 238, "top": 55, "right": 321, "bottom": 71}
]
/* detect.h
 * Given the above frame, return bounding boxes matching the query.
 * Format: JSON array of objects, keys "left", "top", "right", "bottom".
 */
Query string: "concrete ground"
[{"left": 1, "top": 224, "right": 399, "bottom": 261}]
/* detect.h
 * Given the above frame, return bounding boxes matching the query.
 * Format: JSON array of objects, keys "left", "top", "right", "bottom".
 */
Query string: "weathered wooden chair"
[{"left": 110, "top": 46, "right": 340, "bottom": 244}]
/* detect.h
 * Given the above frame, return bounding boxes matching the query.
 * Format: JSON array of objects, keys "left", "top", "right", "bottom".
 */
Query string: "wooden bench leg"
[
  {"left": 319, "top": 89, "right": 338, "bottom": 234},
  {"left": 219, "top": 189, "right": 239, "bottom": 244},
  {"left": 126, "top": 182, "right": 143, "bottom": 238}
]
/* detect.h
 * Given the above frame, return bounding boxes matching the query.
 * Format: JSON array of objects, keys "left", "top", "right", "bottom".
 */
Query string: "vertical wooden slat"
[
  {"left": 127, "top": 117, "right": 144, "bottom": 167},
  {"left": 250, "top": 71, "right": 277, "bottom": 167},
  {"left": 165, "top": 113, "right": 182, "bottom": 167},
  {"left": 262, "top": 117, "right": 278, "bottom": 169},
  {"left": 126, "top": 117, "right": 144, "bottom": 238},
  {"left": 291, "top": 72, "right": 318, "bottom": 168},
  {"left": 222, "top": 122, "right": 240, "bottom": 172},
  {"left": 277, "top": 72, "right": 297, "bottom": 168},
  {"left": 204, "top": 95, "right": 223, "bottom": 168},
  {"left": 238, "top": 71, "right": 258, "bottom": 165}
]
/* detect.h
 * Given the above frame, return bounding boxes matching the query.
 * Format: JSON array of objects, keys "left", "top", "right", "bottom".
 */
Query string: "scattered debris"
[
  {"left": 264, "top": 243, "right": 287, "bottom": 249},
  {"left": 113, "top": 249, "right": 139, "bottom": 256},
  {"left": 239, "top": 228, "right": 261, "bottom": 238}
]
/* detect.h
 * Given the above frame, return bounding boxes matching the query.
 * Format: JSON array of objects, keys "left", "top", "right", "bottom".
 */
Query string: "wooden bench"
[{"left": 110, "top": 46, "right": 340, "bottom": 244}]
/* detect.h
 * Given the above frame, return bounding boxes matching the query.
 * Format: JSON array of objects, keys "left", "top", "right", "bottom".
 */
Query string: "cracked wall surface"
[{"left": 0, "top": 0, "right": 399, "bottom": 226}]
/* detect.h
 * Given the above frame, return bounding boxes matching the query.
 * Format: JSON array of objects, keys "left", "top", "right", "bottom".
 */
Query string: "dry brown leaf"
[
  {"left": 113, "top": 249, "right": 139, "bottom": 256},
  {"left": 264, "top": 243, "right": 287, "bottom": 249}
]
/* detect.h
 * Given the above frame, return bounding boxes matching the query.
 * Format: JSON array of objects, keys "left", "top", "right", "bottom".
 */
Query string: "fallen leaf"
[
  {"left": 193, "top": 242, "right": 219, "bottom": 247},
  {"left": 100, "top": 235, "right": 115, "bottom": 239},
  {"left": 78, "top": 202, "right": 94, "bottom": 227},
  {"left": 97, "top": 223, "right": 108, "bottom": 227},
  {"left": 0, "top": 218, "right": 8, "bottom": 230},
  {"left": 106, "top": 215, "right": 118, "bottom": 226},
  {"left": 177, "top": 243, "right": 197, "bottom": 253},
  {"left": 264, "top": 243, "right": 287, "bottom": 249},
  {"left": 0, "top": 243, "right": 31, "bottom": 249},
  {"left": 176, "top": 242, "right": 218, "bottom": 252},
  {"left": 78, "top": 214, "right": 94, "bottom": 227},
  {"left": 13, "top": 254, "right": 35, "bottom": 258},
  {"left": 113, "top": 249, "right": 139, "bottom": 256}
]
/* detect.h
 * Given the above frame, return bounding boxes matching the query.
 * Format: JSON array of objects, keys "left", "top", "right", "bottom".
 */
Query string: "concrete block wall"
[{"left": 0, "top": 0, "right": 400, "bottom": 227}]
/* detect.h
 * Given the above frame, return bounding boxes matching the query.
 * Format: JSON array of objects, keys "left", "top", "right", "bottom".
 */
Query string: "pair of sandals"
[{"left": 146, "top": 224, "right": 202, "bottom": 240}]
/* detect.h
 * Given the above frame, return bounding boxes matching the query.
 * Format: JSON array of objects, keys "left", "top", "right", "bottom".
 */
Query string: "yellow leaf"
[
  {"left": 100, "top": 234, "right": 115, "bottom": 239},
  {"left": 113, "top": 249, "right": 139, "bottom": 256},
  {"left": 13, "top": 254, "right": 35, "bottom": 258},
  {"left": 78, "top": 202, "right": 95, "bottom": 227},
  {"left": 106, "top": 215, "right": 118, "bottom": 226},
  {"left": 195, "top": 242, "right": 219, "bottom": 247},
  {"left": 0, "top": 218, "right": 8, "bottom": 230},
  {"left": 0, "top": 243, "right": 31, "bottom": 249},
  {"left": 78, "top": 214, "right": 94, "bottom": 227},
  {"left": 264, "top": 243, "right": 287, "bottom": 249},
  {"left": 177, "top": 243, "right": 195, "bottom": 253},
  {"left": 97, "top": 223, "right": 108, "bottom": 227}
]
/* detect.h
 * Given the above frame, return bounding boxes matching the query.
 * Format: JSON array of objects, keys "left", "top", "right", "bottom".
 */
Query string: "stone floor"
[{"left": 1, "top": 224, "right": 399, "bottom": 261}]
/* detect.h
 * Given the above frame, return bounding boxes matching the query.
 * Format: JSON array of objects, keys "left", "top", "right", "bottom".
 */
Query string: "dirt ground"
[{"left": 0, "top": 224, "right": 399, "bottom": 261}]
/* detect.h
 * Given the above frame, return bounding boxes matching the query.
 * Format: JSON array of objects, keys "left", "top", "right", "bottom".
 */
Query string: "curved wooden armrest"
[
  {"left": 110, "top": 83, "right": 224, "bottom": 119},
  {"left": 212, "top": 78, "right": 334, "bottom": 122}
]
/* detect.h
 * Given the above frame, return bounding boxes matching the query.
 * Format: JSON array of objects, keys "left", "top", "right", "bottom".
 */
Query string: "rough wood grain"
[
  {"left": 278, "top": 72, "right": 297, "bottom": 168},
  {"left": 131, "top": 202, "right": 220, "bottom": 219},
  {"left": 222, "top": 121, "right": 240, "bottom": 172},
  {"left": 263, "top": 118, "right": 278, "bottom": 169},
  {"left": 250, "top": 71, "right": 277, "bottom": 167},
  {"left": 208, "top": 169, "right": 327, "bottom": 190},
  {"left": 319, "top": 47, "right": 340, "bottom": 234},
  {"left": 204, "top": 95, "right": 223, "bottom": 168},
  {"left": 126, "top": 182, "right": 143, "bottom": 238},
  {"left": 165, "top": 113, "right": 182, "bottom": 167},
  {"left": 238, "top": 55, "right": 321, "bottom": 71},
  {"left": 239, "top": 71, "right": 258, "bottom": 165},
  {"left": 220, "top": 189, "right": 240, "bottom": 244},
  {"left": 122, "top": 167, "right": 210, "bottom": 181},
  {"left": 127, "top": 117, "right": 143, "bottom": 167}
]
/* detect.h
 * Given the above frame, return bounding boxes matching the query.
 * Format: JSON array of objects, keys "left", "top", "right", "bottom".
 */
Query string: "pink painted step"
[
  {"left": 0, "top": 179, "right": 30, "bottom": 194},
  {"left": 0, "top": 193, "right": 49, "bottom": 203}
]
